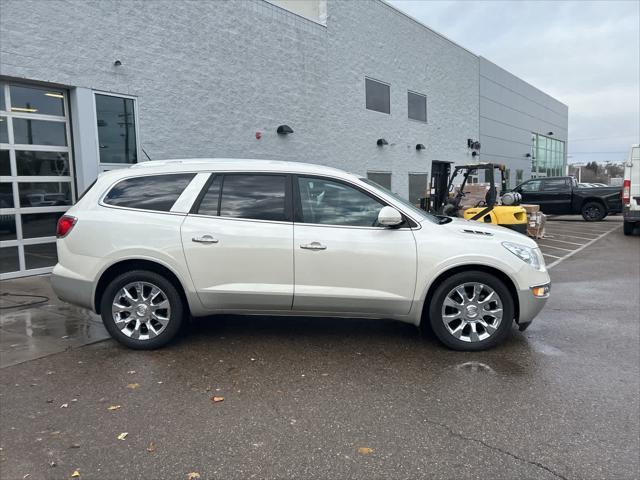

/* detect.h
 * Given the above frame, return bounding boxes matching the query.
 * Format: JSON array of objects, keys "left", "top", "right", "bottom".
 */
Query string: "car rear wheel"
[
  {"left": 100, "top": 270, "right": 184, "bottom": 349},
  {"left": 427, "top": 271, "right": 514, "bottom": 351},
  {"left": 581, "top": 201, "right": 606, "bottom": 221}
]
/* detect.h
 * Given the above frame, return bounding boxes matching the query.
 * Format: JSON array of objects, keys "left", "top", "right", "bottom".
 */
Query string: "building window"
[
  {"left": 95, "top": 93, "right": 138, "bottom": 164},
  {"left": 408, "top": 173, "right": 429, "bottom": 205},
  {"left": 365, "top": 78, "right": 390, "bottom": 114},
  {"left": 516, "top": 169, "right": 524, "bottom": 185},
  {"left": 366, "top": 171, "right": 392, "bottom": 190},
  {"left": 407, "top": 91, "right": 427, "bottom": 122},
  {"left": 532, "top": 133, "right": 565, "bottom": 178}
]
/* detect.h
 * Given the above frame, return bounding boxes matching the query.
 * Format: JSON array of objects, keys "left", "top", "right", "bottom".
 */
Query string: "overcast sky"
[{"left": 388, "top": 0, "right": 640, "bottom": 164}]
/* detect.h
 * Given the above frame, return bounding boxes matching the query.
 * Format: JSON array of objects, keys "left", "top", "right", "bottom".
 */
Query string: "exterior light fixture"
[
  {"left": 377, "top": 138, "right": 388, "bottom": 146},
  {"left": 547, "top": 131, "right": 554, "bottom": 136},
  {"left": 525, "top": 153, "right": 532, "bottom": 158},
  {"left": 416, "top": 144, "right": 425, "bottom": 150},
  {"left": 277, "top": 125, "right": 293, "bottom": 134},
  {"left": 114, "top": 59, "right": 122, "bottom": 66},
  {"left": 471, "top": 151, "right": 479, "bottom": 157}
]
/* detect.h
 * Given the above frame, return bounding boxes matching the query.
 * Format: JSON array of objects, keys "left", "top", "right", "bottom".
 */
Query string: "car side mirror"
[{"left": 378, "top": 206, "right": 403, "bottom": 227}]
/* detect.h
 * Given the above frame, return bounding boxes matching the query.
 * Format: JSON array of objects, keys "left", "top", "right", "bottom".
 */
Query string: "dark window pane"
[
  {"left": 0, "top": 150, "right": 10, "bottom": 175},
  {"left": 19, "top": 182, "right": 72, "bottom": 207},
  {"left": 0, "top": 246, "right": 19, "bottom": 273},
  {"left": 21, "top": 212, "right": 64, "bottom": 238},
  {"left": 24, "top": 242, "right": 57, "bottom": 269},
  {"left": 408, "top": 173, "right": 429, "bottom": 205},
  {"left": 220, "top": 175, "right": 287, "bottom": 221},
  {"left": 298, "top": 177, "right": 384, "bottom": 226},
  {"left": 104, "top": 174, "right": 195, "bottom": 211},
  {"left": 16, "top": 151, "right": 69, "bottom": 176},
  {"left": 0, "top": 214, "right": 17, "bottom": 241},
  {"left": 96, "top": 94, "right": 137, "bottom": 164},
  {"left": 520, "top": 180, "right": 541, "bottom": 192},
  {"left": 13, "top": 118, "right": 67, "bottom": 146},
  {"left": 0, "top": 183, "right": 14, "bottom": 208},
  {"left": 365, "top": 78, "right": 390, "bottom": 114},
  {"left": 542, "top": 179, "right": 568, "bottom": 191},
  {"left": 197, "top": 176, "right": 222, "bottom": 216},
  {"left": 10, "top": 85, "right": 64, "bottom": 116},
  {"left": 0, "top": 84, "right": 5, "bottom": 111},
  {"left": 408, "top": 91, "right": 427, "bottom": 122},
  {"left": 366, "top": 172, "right": 392, "bottom": 190},
  {"left": 0, "top": 116, "right": 7, "bottom": 143}
]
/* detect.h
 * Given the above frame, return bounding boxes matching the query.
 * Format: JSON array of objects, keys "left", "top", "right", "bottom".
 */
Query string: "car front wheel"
[
  {"left": 427, "top": 271, "right": 514, "bottom": 351},
  {"left": 100, "top": 270, "right": 184, "bottom": 349}
]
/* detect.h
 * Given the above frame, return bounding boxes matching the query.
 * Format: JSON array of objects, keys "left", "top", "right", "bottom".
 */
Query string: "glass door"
[{"left": 0, "top": 82, "right": 75, "bottom": 279}]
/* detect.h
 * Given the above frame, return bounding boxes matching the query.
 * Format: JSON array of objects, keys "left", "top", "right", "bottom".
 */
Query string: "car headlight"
[{"left": 502, "top": 241, "right": 546, "bottom": 271}]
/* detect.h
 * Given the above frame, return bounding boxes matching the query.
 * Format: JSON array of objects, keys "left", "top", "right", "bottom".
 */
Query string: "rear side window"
[
  {"left": 103, "top": 173, "right": 195, "bottom": 211},
  {"left": 520, "top": 180, "right": 541, "bottom": 192},
  {"left": 542, "top": 179, "right": 569, "bottom": 191},
  {"left": 218, "top": 174, "right": 287, "bottom": 221}
]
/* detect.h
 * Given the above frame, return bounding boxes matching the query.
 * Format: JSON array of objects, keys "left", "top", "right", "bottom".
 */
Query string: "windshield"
[{"left": 359, "top": 178, "right": 439, "bottom": 224}]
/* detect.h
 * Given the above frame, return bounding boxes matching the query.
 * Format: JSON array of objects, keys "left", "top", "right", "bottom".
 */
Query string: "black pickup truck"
[{"left": 512, "top": 176, "right": 622, "bottom": 221}]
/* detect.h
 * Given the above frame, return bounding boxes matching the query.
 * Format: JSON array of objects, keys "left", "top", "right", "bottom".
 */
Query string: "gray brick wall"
[{"left": 0, "top": 0, "right": 564, "bottom": 198}]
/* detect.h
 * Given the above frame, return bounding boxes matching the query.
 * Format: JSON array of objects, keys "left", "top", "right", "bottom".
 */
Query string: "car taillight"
[
  {"left": 622, "top": 179, "right": 631, "bottom": 204},
  {"left": 56, "top": 215, "right": 77, "bottom": 238}
]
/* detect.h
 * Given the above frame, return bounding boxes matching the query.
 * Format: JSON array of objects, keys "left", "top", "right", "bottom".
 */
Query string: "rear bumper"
[
  {"left": 516, "top": 282, "right": 550, "bottom": 330},
  {"left": 50, "top": 264, "right": 95, "bottom": 312},
  {"left": 622, "top": 208, "right": 640, "bottom": 221}
]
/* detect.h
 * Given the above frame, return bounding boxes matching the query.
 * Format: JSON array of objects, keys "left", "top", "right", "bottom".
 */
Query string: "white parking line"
[
  {"left": 547, "top": 224, "right": 619, "bottom": 269},
  {"left": 539, "top": 237, "right": 584, "bottom": 246},
  {"left": 537, "top": 243, "right": 575, "bottom": 252},
  {"left": 544, "top": 229, "right": 601, "bottom": 238},
  {"left": 541, "top": 253, "right": 562, "bottom": 259},
  {"left": 544, "top": 233, "right": 598, "bottom": 241}
]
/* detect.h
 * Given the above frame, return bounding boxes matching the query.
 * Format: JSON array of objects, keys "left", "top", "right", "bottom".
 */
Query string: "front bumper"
[
  {"left": 515, "top": 282, "right": 550, "bottom": 330},
  {"left": 50, "top": 264, "right": 95, "bottom": 312}
]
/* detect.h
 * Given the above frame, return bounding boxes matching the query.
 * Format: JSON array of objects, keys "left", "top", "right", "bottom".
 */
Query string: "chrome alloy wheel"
[
  {"left": 112, "top": 282, "right": 171, "bottom": 340},
  {"left": 441, "top": 282, "right": 503, "bottom": 343}
]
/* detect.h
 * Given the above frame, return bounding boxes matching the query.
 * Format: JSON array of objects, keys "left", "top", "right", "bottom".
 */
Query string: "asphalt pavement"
[{"left": 0, "top": 219, "right": 638, "bottom": 480}]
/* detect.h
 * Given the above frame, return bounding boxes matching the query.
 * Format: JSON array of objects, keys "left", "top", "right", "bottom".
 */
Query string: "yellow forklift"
[{"left": 442, "top": 163, "right": 528, "bottom": 234}]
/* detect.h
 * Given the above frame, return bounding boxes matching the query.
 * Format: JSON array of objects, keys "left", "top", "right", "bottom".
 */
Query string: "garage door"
[{"left": 0, "top": 82, "right": 75, "bottom": 279}]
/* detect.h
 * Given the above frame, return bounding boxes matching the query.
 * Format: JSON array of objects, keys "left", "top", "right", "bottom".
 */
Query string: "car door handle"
[
  {"left": 300, "top": 242, "right": 327, "bottom": 251},
  {"left": 192, "top": 235, "right": 219, "bottom": 244}
]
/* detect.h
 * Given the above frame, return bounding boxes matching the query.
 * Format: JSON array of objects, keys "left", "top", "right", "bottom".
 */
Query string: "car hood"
[{"left": 426, "top": 216, "right": 538, "bottom": 248}]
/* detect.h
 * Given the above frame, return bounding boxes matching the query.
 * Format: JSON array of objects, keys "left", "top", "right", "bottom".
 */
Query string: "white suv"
[{"left": 51, "top": 159, "right": 550, "bottom": 351}]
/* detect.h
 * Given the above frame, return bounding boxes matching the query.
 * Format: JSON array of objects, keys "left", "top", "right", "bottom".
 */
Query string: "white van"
[{"left": 623, "top": 144, "right": 640, "bottom": 235}]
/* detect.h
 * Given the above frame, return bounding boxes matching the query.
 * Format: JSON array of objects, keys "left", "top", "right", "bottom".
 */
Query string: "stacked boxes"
[{"left": 522, "top": 204, "right": 546, "bottom": 238}]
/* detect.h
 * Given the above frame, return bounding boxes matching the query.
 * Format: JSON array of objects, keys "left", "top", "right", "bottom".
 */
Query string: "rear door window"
[
  {"left": 542, "top": 179, "right": 569, "bottom": 191},
  {"left": 103, "top": 173, "right": 195, "bottom": 211},
  {"left": 218, "top": 174, "right": 288, "bottom": 221}
]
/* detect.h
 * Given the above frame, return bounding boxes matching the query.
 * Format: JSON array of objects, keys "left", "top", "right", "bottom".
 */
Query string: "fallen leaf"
[
  {"left": 70, "top": 444, "right": 81, "bottom": 449},
  {"left": 49, "top": 461, "right": 57, "bottom": 467},
  {"left": 60, "top": 403, "right": 68, "bottom": 408},
  {"left": 107, "top": 405, "right": 122, "bottom": 411},
  {"left": 147, "top": 441, "right": 156, "bottom": 453},
  {"left": 46, "top": 399, "right": 53, "bottom": 404},
  {"left": 157, "top": 381, "right": 163, "bottom": 384},
  {"left": 117, "top": 432, "right": 128, "bottom": 441},
  {"left": 210, "top": 396, "right": 224, "bottom": 403},
  {"left": 126, "top": 383, "right": 140, "bottom": 389},
  {"left": 71, "top": 470, "right": 80, "bottom": 478},
  {"left": 358, "top": 447, "right": 374, "bottom": 455},
  {"left": 23, "top": 475, "right": 30, "bottom": 479},
  {"left": 187, "top": 473, "right": 200, "bottom": 480},
  {"left": 127, "top": 370, "right": 136, "bottom": 374},
  {"left": 71, "top": 399, "right": 78, "bottom": 402}
]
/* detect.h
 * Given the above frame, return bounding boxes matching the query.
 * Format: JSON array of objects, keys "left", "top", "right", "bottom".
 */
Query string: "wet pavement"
[{"left": 0, "top": 218, "right": 638, "bottom": 479}]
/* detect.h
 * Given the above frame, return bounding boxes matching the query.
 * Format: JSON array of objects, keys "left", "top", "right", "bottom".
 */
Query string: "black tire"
[
  {"left": 426, "top": 271, "right": 514, "bottom": 351},
  {"left": 581, "top": 201, "right": 606, "bottom": 221},
  {"left": 623, "top": 221, "right": 635, "bottom": 235},
  {"left": 100, "top": 270, "right": 184, "bottom": 350}
]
